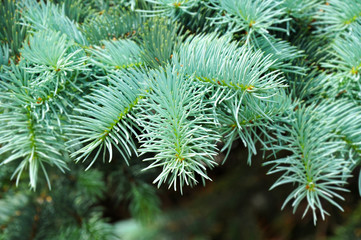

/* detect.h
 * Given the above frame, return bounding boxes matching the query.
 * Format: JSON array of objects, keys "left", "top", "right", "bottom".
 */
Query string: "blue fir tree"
[{"left": 1, "top": 0, "right": 361, "bottom": 239}]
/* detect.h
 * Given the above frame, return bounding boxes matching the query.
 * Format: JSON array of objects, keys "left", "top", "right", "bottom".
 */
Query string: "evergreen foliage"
[{"left": 1, "top": 0, "right": 361, "bottom": 238}]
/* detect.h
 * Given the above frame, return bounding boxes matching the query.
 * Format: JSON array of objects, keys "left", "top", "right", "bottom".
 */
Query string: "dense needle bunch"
[
  {"left": 1, "top": 1, "right": 361, "bottom": 238},
  {"left": 136, "top": 66, "right": 220, "bottom": 192}
]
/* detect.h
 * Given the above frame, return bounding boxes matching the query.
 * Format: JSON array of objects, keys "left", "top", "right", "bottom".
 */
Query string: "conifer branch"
[
  {"left": 136, "top": 66, "right": 220, "bottom": 192},
  {"left": 66, "top": 69, "right": 146, "bottom": 168}
]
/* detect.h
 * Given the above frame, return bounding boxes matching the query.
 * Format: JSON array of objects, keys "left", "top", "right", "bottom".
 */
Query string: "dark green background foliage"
[{"left": 1, "top": 0, "right": 361, "bottom": 239}]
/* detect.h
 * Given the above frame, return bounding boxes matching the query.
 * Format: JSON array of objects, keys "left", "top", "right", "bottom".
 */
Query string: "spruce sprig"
[
  {"left": 136, "top": 65, "right": 220, "bottom": 192},
  {"left": 67, "top": 69, "right": 146, "bottom": 168},
  {"left": 207, "top": 0, "right": 290, "bottom": 42},
  {"left": 0, "top": 62, "right": 68, "bottom": 189}
]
